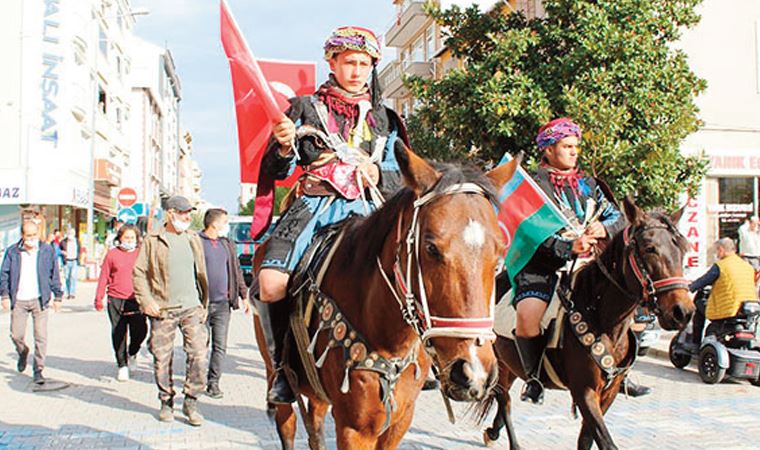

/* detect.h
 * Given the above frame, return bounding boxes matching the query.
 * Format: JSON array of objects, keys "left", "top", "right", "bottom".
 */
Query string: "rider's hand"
[
  {"left": 572, "top": 235, "right": 597, "bottom": 255},
  {"left": 143, "top": 302, "right": 161, "bottom": 318},
  {"left": 360, "top": 163, "right": 380, "bottom": 187},
  {"left": 273, "top": 115, "right": 296, "bottom": 152},
  {"left": 585, "top": 221, "right": 607, "bottom": 239}
]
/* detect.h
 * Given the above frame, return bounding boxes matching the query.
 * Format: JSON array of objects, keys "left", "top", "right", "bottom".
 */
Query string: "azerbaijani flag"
[{"left": 496, "top": 153, "right": 574, "bottom": 284}]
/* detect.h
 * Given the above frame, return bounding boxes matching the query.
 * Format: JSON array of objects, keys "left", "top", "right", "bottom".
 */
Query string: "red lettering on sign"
[
  {"left": 690, "top": 241, "right": 699, "bottom": 252},
  {"left": 687, "top": 197, "right": 698, "bottom": 208},
  {"left": 687, "top": 211, "right": 698, "bottom": 223},
  {"left": 687, "top": 256, "right": 699, "bottom": 268},
  {"left": 687, "top": 227, "right": 699, "bottom": 238}
]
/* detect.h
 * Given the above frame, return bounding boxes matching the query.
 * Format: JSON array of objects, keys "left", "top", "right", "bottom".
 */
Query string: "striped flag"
[{"left": 496, "top": 153, "right": 577, "bottom": 284}]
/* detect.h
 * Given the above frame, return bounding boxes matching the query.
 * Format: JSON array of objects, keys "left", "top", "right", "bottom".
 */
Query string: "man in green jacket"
[{"left": 133, "top": 195, "right": 209, "bottom": 426}]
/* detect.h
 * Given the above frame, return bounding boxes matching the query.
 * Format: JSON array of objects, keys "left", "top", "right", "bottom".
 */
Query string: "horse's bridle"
[
  {"left": 598, "top": 224, "right": 690, "bottom": 314},
  {"left": 377, "top": 182, "right": 497, "bottom": 349}
]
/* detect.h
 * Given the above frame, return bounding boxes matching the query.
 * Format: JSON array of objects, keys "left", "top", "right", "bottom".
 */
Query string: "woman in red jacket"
[{"left": 94, "top": 224, "right": 146, "bottom": 382}]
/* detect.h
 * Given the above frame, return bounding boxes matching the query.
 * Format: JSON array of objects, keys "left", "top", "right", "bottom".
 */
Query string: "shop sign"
[
  {"left": 41, "top": 0, "right": 63, "bottom": 146},
  {"left": 682, "top": 196, "right": 703, "bottom": 269}
]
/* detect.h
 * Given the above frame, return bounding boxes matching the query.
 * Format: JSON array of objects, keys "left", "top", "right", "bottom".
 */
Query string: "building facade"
[{"left": 0, "top": 0, "right": 201, "bottom": 254}]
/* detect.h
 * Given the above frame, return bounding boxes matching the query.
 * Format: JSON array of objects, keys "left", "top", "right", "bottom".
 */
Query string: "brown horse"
[
  {"left": 253, "top": 144, "right": 518, "bottom": 450},
  {"left": 480, "top": 197, "right": 694, "bottom": 450}
]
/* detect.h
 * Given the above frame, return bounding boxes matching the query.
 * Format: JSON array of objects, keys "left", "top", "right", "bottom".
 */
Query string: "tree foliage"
[
  {"left": 239, "top": 186, "right": 290, "bottom": 216},
  {"left": 406, "top": 0, "right": 708, "bottom": 209}
]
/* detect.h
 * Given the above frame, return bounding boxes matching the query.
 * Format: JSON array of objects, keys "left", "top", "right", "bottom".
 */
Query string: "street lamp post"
[{"left": 85, "top": 7, "right": 149, "bottom": 264}]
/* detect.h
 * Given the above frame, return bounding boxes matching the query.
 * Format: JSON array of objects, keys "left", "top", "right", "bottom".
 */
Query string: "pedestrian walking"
[
  {"left": 133, "top": 195, "right": 209, "bottom": 426},
  {"left": 198, "top": 208, "right": 248, "bottom": 399},
  {"left": 59, "top": 229, "right": 81, "bottom": 299},
  {"left": 0, "top": 221, "right": 64, "bottom": 385},
  {"left": 94, "top": 224, "right": 147, "bottom": 382},
  {"left": 738, "top": 215, "right": 760, "bottom": 270}
]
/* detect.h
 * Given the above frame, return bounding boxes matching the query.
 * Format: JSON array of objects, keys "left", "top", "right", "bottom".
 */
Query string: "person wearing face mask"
[
  {"left": 59, "top": 229, "right": 82, "bottom": 299},
  {"left": 198, "top": 208, "right": 249, "bottom": 399},
  {"left": 132, "top": 195, "right": 209, "bottom": 426},
  {"left": 1, "top": 221, "right": 64, "bottom": 385},
  {"left": 94, "top": 224, "right": 147, "bottom": 382}
]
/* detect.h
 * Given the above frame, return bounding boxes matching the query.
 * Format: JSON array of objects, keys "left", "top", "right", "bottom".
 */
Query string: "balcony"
[
  {"left": 386, "top": 0, "right": 430, "bottom": 47},
  {"left": 379, "top": 60, "right": 434, "bottom": 99}
]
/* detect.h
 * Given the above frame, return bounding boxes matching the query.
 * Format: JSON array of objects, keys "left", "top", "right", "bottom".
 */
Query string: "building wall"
[{"left": 677, "top": 0, "right": 760, "bottom": 274}]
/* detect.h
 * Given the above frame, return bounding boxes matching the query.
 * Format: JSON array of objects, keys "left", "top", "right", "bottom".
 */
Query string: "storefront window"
[{"left": 717, "top": 177, "right": 757, "bottom": 241}]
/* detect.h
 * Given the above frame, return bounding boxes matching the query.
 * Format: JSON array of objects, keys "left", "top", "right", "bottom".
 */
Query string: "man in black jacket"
[{"left": 199, "top": 208, "right": 249, "bottom": 399}]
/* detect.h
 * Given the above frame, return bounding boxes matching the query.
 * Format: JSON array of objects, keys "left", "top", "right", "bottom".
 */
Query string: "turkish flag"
[{"left": 220, "top": 0, "right": 316, "bottom": 184}]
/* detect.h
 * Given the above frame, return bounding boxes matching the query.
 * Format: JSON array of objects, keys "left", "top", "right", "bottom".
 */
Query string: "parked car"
[{"left": 228, "top": 215, "right": 275, "bottom": 287}]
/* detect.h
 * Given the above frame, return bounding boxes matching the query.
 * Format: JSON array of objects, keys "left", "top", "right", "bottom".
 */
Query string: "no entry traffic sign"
[{"left": 117, "top": 187, "right": 137, "bottom": 208}]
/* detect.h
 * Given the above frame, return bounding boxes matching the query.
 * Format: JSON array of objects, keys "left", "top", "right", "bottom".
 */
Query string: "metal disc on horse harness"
[
  {"left": 321, "top": 303, "right": 334, "bottom": 321},
  {"left": 601, "top": 355, "right": 615, "bottom": 369},
  {"left": 591, "top": 342, "right": 606, "bottom": 356},
  {"left": 575, "top": 322, "right": 589, "bottom": 334},
  {"left": 569, "top": 312, "right": 582, "bottom": 325},
  {"left": 350, "top": 342, "right": 367, "bottom": 361},
  {"left": 581, "top": 332, "right": 595, "bottom": 346},
  {"left": 333, "top": 322, "right": 347, "bottom": 341}
]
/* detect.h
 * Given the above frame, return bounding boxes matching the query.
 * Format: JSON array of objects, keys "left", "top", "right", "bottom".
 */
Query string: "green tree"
[
  {"left": 239, "top": 186, "right": 291, "bottom": 216},
  {"left": 407, "top": 0, "right": 708, "bottom": 209}
]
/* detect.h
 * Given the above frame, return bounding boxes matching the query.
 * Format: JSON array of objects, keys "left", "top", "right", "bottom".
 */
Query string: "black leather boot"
[
  {"left": 256, "top": 297, "right": 296, "bottom": 404},
  {"left": 619, "top": 378, "right": 652, "bottom": 397},
  {"left": 515, "top": 334, "right": 547, "bottom": 405}
]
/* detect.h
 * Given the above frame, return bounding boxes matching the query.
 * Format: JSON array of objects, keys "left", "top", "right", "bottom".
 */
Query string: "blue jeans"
[
  {"left": 206, "top": 302, "right": 231, "bottom": 386},
  {"left": 63, "top": 260, "right": 78, "bottom": 296}
]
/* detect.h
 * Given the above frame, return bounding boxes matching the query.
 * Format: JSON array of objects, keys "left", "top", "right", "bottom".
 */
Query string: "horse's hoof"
[{"left": 484, "top": 428, "right": 499, "bottom": 447}]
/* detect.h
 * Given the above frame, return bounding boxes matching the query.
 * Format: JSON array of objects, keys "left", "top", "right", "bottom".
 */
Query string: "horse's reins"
[
  {"left": 595, "top": 225, "right": 689, "bottom": 314},
  {"left": 376, "top": 182, "right": 498, "bottom": 348}
]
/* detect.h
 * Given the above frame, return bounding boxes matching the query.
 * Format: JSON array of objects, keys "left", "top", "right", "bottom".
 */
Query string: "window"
[
  {"left": 98, "top": 26, "right": 108, "bottom": 56},
  {"left": 98, "top": 86, "right": 107, "bottom": 114},
  {"left": 717, "top": 177, "right": 757, "bottom": 241},
  {"left": 426, "top": 24, "right": 436, "bottom": 60},
  {"left": 411, "top": 36, "right": 424, "bottom": 62}
]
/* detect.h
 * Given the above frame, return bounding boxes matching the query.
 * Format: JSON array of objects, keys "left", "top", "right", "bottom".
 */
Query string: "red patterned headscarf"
[{"left": 536, "top": 117, "right": 581, "bottom": 150}]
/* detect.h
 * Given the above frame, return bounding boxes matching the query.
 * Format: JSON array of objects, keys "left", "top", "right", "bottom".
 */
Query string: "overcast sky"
[{"left": 132, "top": 0, "right": 397, "bottom": 211}]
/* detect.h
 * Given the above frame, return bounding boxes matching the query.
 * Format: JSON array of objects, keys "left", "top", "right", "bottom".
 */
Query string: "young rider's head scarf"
[
  {"left": 323, "top": 26, "right": 382, "bottom": 62},
  {"left": 536, "top": 117, "right": 582, "bottom": 150}
]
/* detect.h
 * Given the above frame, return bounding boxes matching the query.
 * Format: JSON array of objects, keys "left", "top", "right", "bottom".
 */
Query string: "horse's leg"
[
  {"left": 577, "top": 382, "right": 620, "bottom": 450},
  {"left": 485, "top": 341, "right": 521, "bottom": 449},
  {"left": 572, "top": 387, "right": 618, "bottom": 450},
  {"left": 275, "top": 404, "right": 297, "bottom": 450},
  {"left": 306, "top": 398, "right": 330, "bottom": 450},
  {"left": 334, "top": 423, "right": 376, "bottom": 450},
  {"left": 374, "top": 404, "right": 415, "bottom": 450}
]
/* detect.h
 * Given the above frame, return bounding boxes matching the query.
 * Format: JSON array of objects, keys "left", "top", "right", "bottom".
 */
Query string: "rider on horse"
[
  {"left": 255, "top": 26, "right": 407, "bottom": 405},
  {"left": 513, "top": 118, "right": 626, "bottom": 404}
]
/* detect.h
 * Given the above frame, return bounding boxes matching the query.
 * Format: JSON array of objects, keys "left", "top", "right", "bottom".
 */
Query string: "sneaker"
[
  {"left": 33, "top": 371, "right": 46, "bottom": 385},
  {"left": 117, "top": 366, "right": 129, "bottom": 382},
  {"left": 17, "top": 347, "right": 29, "bottom": 373},
  {"left": 158, "top": 400, "right": 174, "bottom": 422},
  {"left": 206, "top": 384, "right": 223, "bottom": 399},
  {"left": 182, "top": 397, "right": 204, "bottom": 427},
  {"left": 127, "top": 354, "right": 138, "bottom": 370}
]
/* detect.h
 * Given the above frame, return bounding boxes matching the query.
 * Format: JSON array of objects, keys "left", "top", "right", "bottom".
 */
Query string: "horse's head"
[
  {"left": 392, "top": 143, "right": 519, "bottom": 402},
  {"left": 622, "top": 196, "right": 694, "bottom": 331}
]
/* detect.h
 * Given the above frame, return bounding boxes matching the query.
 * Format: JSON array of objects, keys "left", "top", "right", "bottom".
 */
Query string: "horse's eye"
[
  {"left": 425, "top": 242, "right": 442, "bottom": 260},
  {"left": 645, "top": 246, "right": 657, "bottom": 254}
]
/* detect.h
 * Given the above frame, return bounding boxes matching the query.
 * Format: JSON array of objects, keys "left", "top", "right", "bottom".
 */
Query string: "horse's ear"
[
  {"left": 670, "top": 204, "right": 686, "bottom": 225},
  {"left": 622, "top": 195, "right": 644, "bottom": 225},
  {"left": 486, "top": 152, "right": 522, "bottom": 191},
  {"left": 394, "top": 140, "right": 440, "bottom": 195}
]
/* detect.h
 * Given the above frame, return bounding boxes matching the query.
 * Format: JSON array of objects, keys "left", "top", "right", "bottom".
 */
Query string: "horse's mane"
[
  {"left": 340, "top": 162, "right": 497, "bottom": 274},
  {"left": 572, "top": 210, "right": 688, "bottom": 312}
]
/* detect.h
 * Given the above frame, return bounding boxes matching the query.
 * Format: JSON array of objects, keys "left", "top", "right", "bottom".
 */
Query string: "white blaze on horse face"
[
  {"left": 465, "top": 344, "right": 489, "bottom": 389},
  {"left": 463, "top": 219, "right": 486, "bottom": 250}
]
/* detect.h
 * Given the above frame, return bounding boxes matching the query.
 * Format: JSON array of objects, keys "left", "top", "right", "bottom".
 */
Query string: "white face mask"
[
  {"left": 218, "top": 223, "right": 230, "bottom": 237},
  {"left": 172, "top": 218, "right": 191, "bottom": 233},
  {"left": 24, "top": 238, "right": 39, "bottom": 249},
  {"left": 119, "top": 241, "right": 137, "bottom": 252}
]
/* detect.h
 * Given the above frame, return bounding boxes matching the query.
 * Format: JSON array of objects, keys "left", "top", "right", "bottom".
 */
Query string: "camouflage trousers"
[{"left": 148, "top": 305, "right": 208, "bottom": 402}]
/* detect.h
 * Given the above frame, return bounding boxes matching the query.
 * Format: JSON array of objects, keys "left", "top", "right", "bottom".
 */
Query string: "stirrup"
[
  {"left": 267, "top": 369, "right": 296, "bottom": 404},
  {"left": 520, "top": 377, "right": 544, "bottom": 405}
]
